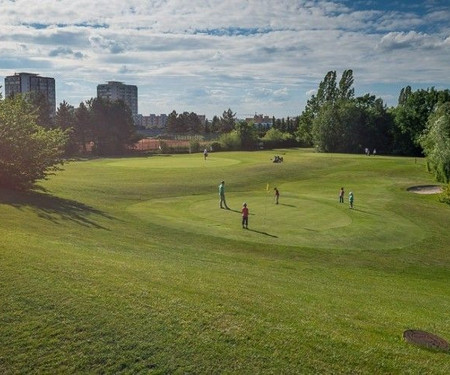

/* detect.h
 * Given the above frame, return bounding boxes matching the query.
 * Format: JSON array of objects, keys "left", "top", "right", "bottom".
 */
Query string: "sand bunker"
[{"left": 407, "top": 185, "right": 443, "bottom": 194}]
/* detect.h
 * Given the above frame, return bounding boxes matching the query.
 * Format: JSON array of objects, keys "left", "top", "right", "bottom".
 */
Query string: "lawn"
[{"left": 1, "top": 149, "right": 449, "bottom": 374}]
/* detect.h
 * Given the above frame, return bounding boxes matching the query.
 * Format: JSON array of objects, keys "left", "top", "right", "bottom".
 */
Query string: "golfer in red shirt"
[{"left": 241, "top": 202, "right": 249, "bottom": 229}]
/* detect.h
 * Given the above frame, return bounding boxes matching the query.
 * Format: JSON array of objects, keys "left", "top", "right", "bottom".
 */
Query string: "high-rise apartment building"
[
  {"left": 4, "top": 72, "right": 56, "bottom": 117},
  {"left": 97, "top": 81, "right": 138, "bottom": 117}
]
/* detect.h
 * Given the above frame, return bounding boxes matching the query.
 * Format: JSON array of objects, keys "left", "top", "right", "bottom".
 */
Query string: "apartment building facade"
[
  {"left": 97, "top": 81, "right": 138, "bottom": 117},
  {"left": 4, "top": 72, "right": 56, "bottom": 117}
]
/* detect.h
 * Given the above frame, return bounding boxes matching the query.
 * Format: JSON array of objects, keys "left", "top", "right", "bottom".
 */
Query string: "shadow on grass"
[
  {"left": 279, "top": 203, "right": 296, "bottom": 208},
  {"left": 247, "top": 228, "right": 278, "bottom": 238},
  {"left": 351, "top": 207, "right": 379, "bottom": 215},
  {"left": 0, "top": 188, "right": 115, "bottom": 229}
]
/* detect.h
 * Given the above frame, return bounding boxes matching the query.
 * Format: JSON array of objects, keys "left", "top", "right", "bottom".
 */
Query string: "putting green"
[
  {"left": 105, "top": 154, "right": 240, "bottom": 169},
  {"left": 128, "top": 190, "right": 425, "bottom": 250}
]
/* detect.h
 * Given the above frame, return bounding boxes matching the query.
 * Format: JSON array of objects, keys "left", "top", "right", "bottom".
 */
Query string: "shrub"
[
  {"left": 189, "top": 139, "right": 201, "bottom": 153},
  {"left": 209, "top": 141, "right": 222, "bottom": 152},
  {"left": 439, "top": 183, "right": 450, "bottom": 204},
  {"left": 218, "top": 131, "right": 241, "bottom": 151}
]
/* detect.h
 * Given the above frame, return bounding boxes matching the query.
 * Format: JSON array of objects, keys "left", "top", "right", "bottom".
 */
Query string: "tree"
[
  {"left": 420, "top": 102, "right": 450, "bottom": 183},
  {"left": 312, "top": 95, "right": 392, "bottom": 154},
  {"left": 234, "top": 120, "right": 258, "bottom": 150},
  {"left": 55, "top": 100, "right": 78, "bottom": 155},
  {"left": 219, "top": 108, "right": 236, "bottom": 133},
  {"left": 166, "top": 110, "right": 179, "bottom": 133},
  {"left": 391, "top": 87, "right": 450, "bottom": 156},
  {"left": 312, "top": 102, "right": 344, "bottom": 152},
  {"left": 0, "top": 94, "right": 68, "bottom": 190},
  {"left": 398, "top": 85, "right": 412, "bottom": 105},
  {"left": 210, "top": 115, "right": 220, "bottom": 133},
  {"left": 74, "top": 102, "right": 91, "bottom": 154},
  {"left": 338, "top": 69, "right": 355, "bottom": 100},
  {"left": 317, "top": 70, "right": 338, "bottom": 104},
  {"left": 25, "top": 91, "right": 54, "bottom": 128},
  {"left": 88, "top": 97, "right": 136, "bottom": 155},
  {"left": 296, "top": 70, "right": 353, "bottom": 146}
]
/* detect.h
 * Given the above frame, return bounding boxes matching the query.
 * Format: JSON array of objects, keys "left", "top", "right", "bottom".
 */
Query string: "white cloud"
[{"left": 0, "top": 0, "right": 449, "bottom": 117}]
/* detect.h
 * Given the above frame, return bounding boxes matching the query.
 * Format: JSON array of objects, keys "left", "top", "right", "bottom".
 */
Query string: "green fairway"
[{"left": 1, "top": 149, "right": 449, "bottom": 374}]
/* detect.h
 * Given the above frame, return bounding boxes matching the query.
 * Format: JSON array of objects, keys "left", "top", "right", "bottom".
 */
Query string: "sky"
[{"left": 0, "top": 0, "right": 449, "bottom": 119}]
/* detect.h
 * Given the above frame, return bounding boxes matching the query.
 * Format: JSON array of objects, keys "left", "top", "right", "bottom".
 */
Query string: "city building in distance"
[
  {"left": 245, "top": 113, "right": 273, "bottom": 130},
  {"left": 97, "top": 81, "right": 138, "bottom": 118},
  {"left": 4, "top": 72, "right": 56, "bottom": 117}
]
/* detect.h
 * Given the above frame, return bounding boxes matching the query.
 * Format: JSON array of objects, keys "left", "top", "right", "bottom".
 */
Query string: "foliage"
[
  {"left": 439, "top": 183, "right": 450, "bottom": 204},
  {"left": 55, "top": 100, "right": 78, "bottom": 155},
  {"left": 297, "top": 70, "right": 355, "bottom": 147},
  {"left": 87, "top": 97, "right": 136, "bottom": 155},
  {"left": 218, "top": 131, "right": 241, "bottom": 150},
  {"left": 390, "top": 87, "right": 450, "bottom": 156},
  {"left": 24, "top": 91, "right": 54, "bottom": 128},
  {"left": 234, "top": 120, "right": 258, "bottom": 150},
  {"left": 262, "top": 127, "right": 295, "bottom": 149},
  {"left": 74, "top": 102, "right": 91, "bottom": 154},
  {"left": 219, "top": 108, "right": 236, "bottom": 133},
  {"left": 209, "top": 141, "right": 222, "bottom": 151},
  {"left": 189, "top": 139, "right": 201, "bottom": 153},
  {"left": 420, "top": 102, "right": 450, "bottom": 183},
  {"left": 167, "top": 111, "right": 203, "bottom": 134},
  {"left": 0, "top": 95, "right": 68, "bottom": 190}
]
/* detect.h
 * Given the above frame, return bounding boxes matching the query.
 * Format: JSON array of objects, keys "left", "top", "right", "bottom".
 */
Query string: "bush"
[
  {"left": 0, "top": 95, "right": 68, "bottom": 190},
  {"left": 261, "top": 128, "right": 296, "bottom": 149},
  {"left": 189, "top": 139, "right": 201, "bottom": 153},
  {"left": 209, "top": 141, "right": 222, "bottom": 152},
  {"left": 218, "top": 131, "right": 241, "bottom": 151},
  {"left": 439, "top": 183, "right": 450, "bottom": 204}
]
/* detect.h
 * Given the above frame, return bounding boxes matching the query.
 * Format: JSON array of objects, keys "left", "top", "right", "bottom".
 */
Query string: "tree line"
[{"left": 1, "top": 69, "right": 449, "bottom": 190}]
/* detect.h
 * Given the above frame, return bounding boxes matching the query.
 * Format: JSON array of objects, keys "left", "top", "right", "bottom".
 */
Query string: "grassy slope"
[{"left": 1, "top": 149, "right": 449, "bottom": 374}]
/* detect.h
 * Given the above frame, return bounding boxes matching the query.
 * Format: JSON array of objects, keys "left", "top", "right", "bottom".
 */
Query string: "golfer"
[
  {"left": 219, "top": 180, "right": 229, "bottom": 209},
  {"left": 274, "top": 187, "right": 280, "bottom": 204},
  {"left": 241, "top": 202, "right": 249, "bottom": 229}
]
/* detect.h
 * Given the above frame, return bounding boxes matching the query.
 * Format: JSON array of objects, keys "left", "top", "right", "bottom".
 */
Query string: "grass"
[{"left": 1, "top": 149, "right": 449, "bottom": 374}]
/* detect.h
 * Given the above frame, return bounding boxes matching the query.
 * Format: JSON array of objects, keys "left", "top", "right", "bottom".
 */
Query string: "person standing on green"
[
  {"left": 219, "top": 180, "right": 229, "bottom": 209},
  {"left": 349, "top": 191, "right": 354, "bottom": 209}
]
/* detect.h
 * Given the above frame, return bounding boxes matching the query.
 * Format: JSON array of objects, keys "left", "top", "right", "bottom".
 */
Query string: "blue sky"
[{"left": 0, "top": 0, "right": 449, "bottom": 119}]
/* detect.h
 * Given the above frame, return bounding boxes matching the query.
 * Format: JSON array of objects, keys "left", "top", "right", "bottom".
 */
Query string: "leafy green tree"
[
  {"left": 25, "top": 91, "right": 54, "bottom": 128},
  {"left": 235, "top": 120, "right": 258, "bottom": 150},
  {"left": 295, "top": 111, "right": 314, "bottom": 146},
  {"left": 167, "top": 110, "right": 180, "bottom": 133},
  {"left": 296, "top": 70, "right": 353, "bottom": 146},
  {"left": 218, "top": 131, "right": 241, "bottom": 150},
  {"left": 210, "top": 115, "right": 220, "bottom": 133},
  {"left": 312, "top": 96, "right": 392, "bottom": 153},
  {"left": 219, "top": 108, "right": 236, "bottom": 133},
  {"left": 338, "top": 69, "right": 355, "bottom": 100},
  {"left": 312, "top": 102, "right": 344, "bottom": 152},
  {"left": 88, "top": 98, "right": 136, "bottom": 155},
  {"left": 391, "top": 87, "right": 450, "bottom": 156},
  {"left": 55, "top": 100, "right": 78, "bottom": 155},
  {"left": 398, "top": 85, "right": 412, "bottom": 105},
  {"left": 420, "top": 102, "right": 450, "bottom": 183},
  {"left": 74, "top": 102, "right": 91, "bottom": 154},
  {"left": 0, "top": 94, "right": 68, "bottom": 190}
]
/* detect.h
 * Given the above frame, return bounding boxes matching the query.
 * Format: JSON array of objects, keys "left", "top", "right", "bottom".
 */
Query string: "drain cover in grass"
[{"left": 403, "top": 330, "right": 449, "bottom": 352}]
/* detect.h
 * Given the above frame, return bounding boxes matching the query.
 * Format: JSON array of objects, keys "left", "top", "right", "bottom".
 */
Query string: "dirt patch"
[
  {"left": 407, "top": 185, "right": 443, "bottom": 194},
  {"left": 404, "top": 329, "right": 449, "bottom": 352}
]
